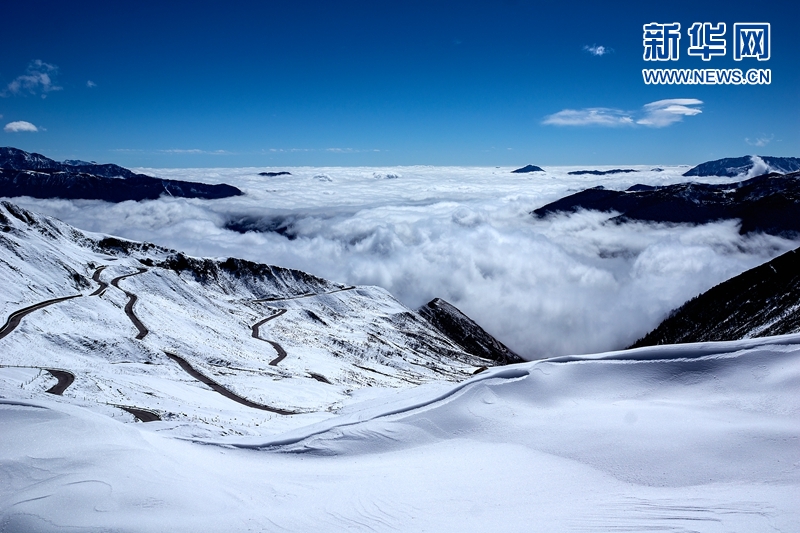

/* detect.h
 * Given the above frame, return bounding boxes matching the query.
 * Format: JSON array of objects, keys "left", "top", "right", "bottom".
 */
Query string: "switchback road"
[
  {"left": 251, "top": 309, "right": 289, "bottom": 366},
  {"left": 110, "top": 268, "right": 149, "bottom": 340}
]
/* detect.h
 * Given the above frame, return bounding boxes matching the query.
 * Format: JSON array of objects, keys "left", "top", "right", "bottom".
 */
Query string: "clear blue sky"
[{"left": 1, "top": 0, "right": 797, "bottom": 167}]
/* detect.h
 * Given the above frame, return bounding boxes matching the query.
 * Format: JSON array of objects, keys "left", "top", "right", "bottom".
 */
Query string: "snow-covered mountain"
[
  {"left": 0, "top": 201, "right": 508, "bottom": 439},
  {"left": 631, "top": 246, "right": 800, "bottom": 347},
  {"left": 533, "top": 169, "right": 800, "bottom": 237},
  {"left": 0, "top": 147, "right": 242, "bottom": 201},
  {"left": 684, "top": 155, "right": 800, "bottom": 177}
]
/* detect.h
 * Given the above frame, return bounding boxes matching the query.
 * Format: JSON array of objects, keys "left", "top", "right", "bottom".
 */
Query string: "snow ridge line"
[
  {"left": 110, "top": 268, "right": 149, "bottom": 340},
  {"left": 210, "top": 365, "right": 531, "bottom": 450},
  {"left": 544, "top": 332, "right": 800, "bottom": 364}
]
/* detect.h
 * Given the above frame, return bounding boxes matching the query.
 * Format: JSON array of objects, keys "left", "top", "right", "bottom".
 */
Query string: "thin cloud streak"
[
  {"left": 746, "top": 134, "right": 774, "bottom": 147},
  {"left": 544, "top": 99, "right": 702, "bottom": 128},
  {"left": 543, "top": 108, "right": 634, "bottom": 127},
  {"left": 636, "top": 99, "right": 703, "bottom": 127},
  {"left": 159, "top": 149, "right": 231, "bottom": 155}
]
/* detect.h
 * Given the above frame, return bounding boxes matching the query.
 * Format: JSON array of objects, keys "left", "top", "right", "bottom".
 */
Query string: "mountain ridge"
[
  {"left": 0, "top": 147, "right": 242, "bottom": 202},
  {"left": 532, "top": 170, "right": 800, "bottom": 237},
  {"left": 683, "top": 155, "right": 800, "bottom": 177}
]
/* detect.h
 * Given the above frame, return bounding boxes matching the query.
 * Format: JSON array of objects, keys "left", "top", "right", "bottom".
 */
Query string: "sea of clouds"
[{"left": 12, "top": 165, "right": 797, "bottom": 358}]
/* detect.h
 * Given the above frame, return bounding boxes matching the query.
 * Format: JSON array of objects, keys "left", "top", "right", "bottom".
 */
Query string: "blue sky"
[{"left": 1, "top": 0, "right": 797, "bottom": 167}]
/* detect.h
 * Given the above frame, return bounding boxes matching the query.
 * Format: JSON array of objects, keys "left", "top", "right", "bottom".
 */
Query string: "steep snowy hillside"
[
  {"left": 418, "top": 298, "right": 523, "bottom": 364},
  {"left": 0, "top": 201, "right": 505, "bottom": 439},
  {"left": 0, "top": 147, "right": 242, "bottom": 201},
  {"left": 631, "top": 246, "right": 800, "bottom": 347}
]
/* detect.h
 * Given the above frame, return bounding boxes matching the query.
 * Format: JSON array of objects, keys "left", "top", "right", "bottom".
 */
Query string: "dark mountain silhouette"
[
  {"left": 418, "top": 298, "right": 523, "bottom": 365},
  {"left": 532, "top": 170, "right": 800, "bottom": 237},
  {"left": 0, "top": 147, "right": 242, "bottom": 202},
  {"left": 511, "top": 165, "right": 544, "bottom": 173},
  {"left": 567, "top": 169, "right": 639, "bottom": 176},
  {"left": 258, "top": 171, "right": 291, "bottom": 177}
]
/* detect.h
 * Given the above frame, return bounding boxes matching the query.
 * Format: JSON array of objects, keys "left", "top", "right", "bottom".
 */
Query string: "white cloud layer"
[
  {"left": 11, "top": 166, "right": 796, "bottom": 359},
  {"left": 544, "top": 99, "right": 702, "bottom": 128},
  {"left": 2, "top": 60, "right": 62, "bottom": 98},
  {"left": 4, "top": 120, "right": 38, "bottom": 132}
]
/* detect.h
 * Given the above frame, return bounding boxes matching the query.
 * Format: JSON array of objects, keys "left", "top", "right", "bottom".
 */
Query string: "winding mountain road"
[
  {"left": 89, "top": 265, "right": 109, "bottom": 296},
  {"left": 44, "top": 369, "right": 75, "bottom": 395},
  {"left": 0, "top": 294, "right": 82, "bottom": 340},
  {"left": 251, "top": 309, "right": 289, "bottom": 366},
  {"left": 164, "top": 351, "right": 298, "bottom": 415},
  {"left": 110, "top": 268, "right": 149, "bottom": 339},
  {"left": 115, "top": 405, "right": 161, "bottom": 422}
]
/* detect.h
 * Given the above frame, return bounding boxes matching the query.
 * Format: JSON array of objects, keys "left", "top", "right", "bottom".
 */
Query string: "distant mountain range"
[
  {"left": 631, "top": 247, "right": 800, "bottom": 347},
  {"left": 0, "top": 147, "right": 242, "bottom": 202},
  {"left": 683, "top": 155, "right": 800, "bottom": 177},
  {"left": 533, "top": 169, "right": 800, "bottom": 237}
]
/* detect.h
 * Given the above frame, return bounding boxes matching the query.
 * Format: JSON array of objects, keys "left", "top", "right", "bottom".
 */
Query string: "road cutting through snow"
[
  {"left": 164, "top": 351, "right": 299, "bottom": 415},
  {"left": 0, "top": 294, "right": 82, "bottom": 340},
  {"left": 251, "top": 308, "right": 289, "bottom": 365},
  {"left": 110, "top": 268, "right": 149, "bottom": 340}
]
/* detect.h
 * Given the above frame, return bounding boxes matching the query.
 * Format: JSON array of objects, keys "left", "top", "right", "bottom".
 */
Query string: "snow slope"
[
  {"left": 1, "top": 201, "right": 798, "bottom": 531},
  {"left": 1, "top": 337, "right": 798, "bottom": 531},
  {"left": 0, "top": 201, "right": 499, "bottom": 441}
]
